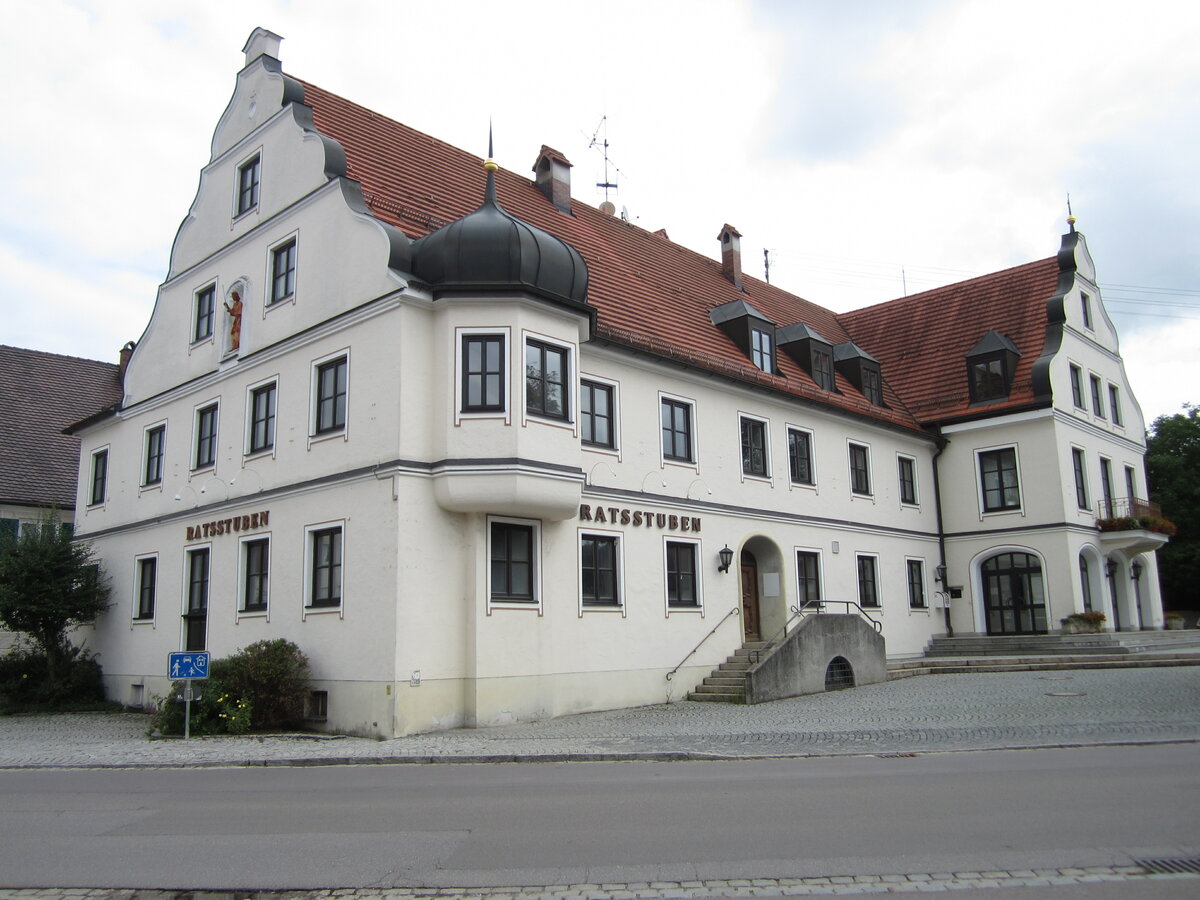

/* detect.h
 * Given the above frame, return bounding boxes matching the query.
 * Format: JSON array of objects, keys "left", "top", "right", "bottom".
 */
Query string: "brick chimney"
[
  {"left": 118, "top": 341, "right": 136, "bottom": 385},
  {"left": 533, "top": 146, "right": 573, "bottom": 214},
  {"left": 718, "top": 224, "right": 743, "bottom": 290}
]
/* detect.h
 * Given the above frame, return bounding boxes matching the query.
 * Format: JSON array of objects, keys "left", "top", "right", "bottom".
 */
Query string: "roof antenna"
[
  {"left": 588, "top": 115, "right": 625, "bottom": 214},
  {"left": 1066, "top": 193, "right": 1076, "bottom": 233},
  {"left": 902, "top": 267, "right": 908, "bottom": 297}
]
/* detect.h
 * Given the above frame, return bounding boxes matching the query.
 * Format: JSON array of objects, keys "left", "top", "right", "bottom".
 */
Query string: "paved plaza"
[{"left": 1, "top": 666, "right": 1198, "bottom": 768}]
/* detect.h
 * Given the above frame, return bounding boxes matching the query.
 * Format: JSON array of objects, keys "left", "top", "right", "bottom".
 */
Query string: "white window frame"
[
  {"left": 794, "top": 546, "right": 824, "bottom": 610},
  {"left": 141, "top": 420, "right": 167, "bottom": 491},
  {"left": 897, "top": 452, "right": 919, "bottom": 507},
  {"left": 1108, "top": 383, "right": 1124, "bottom": 427},
  {"left": 1089, "top": 372, "right": 1105, "bottom": 420},
  {"left": 303, "top": 519, "right": 345, "bottom": 619},
  {"left": 181, "top": 543, "right": 212, "bottom": 650},
  {"left": 237, "top": 533, "right": 271, "bottom": 619},
  {"left": 855, "top": 552, "right": 881, "bottom": 609},
  {"left": 659, "top": 391, "right": 700, "bottom": 472},
  {"left": 192, "top": 282, "right": 217, "bottom": 347},
  {"left": 88, "top": 445, "right": 110, "bottom": 508},
  {"left": 579, "top": 372, "right": 621, "bottom": 458},
  {"left": 847, "top": 440, "right": 873, "bottom": 498},
  {"left": 309, "top": 349, "right": 350, "bottom": 445},
  {"left": 245, "top": 376, "right": 279, "bottom": 458},
  {"left": 663, "top": 535, "right": 704, "bottom": 615},
  {"left": 234, "top": 148, "right": 263, "bottom": 219},
  {"left": 522, "top": 329, "right": 575, "bottom": 430},
  {"left": 132, "top": 552, "right": 158, "bottom": 624},
  {"left": 1068, "top": 362, "right": 1086, "bottom": 410},
  {"left": 1071, "top": 444, "right": 1090, "bottom": 511},
  {"left": 191, "top": 399, "right": 220, "bottom": 474},
  {"left": 975, "top": 443, "right": 1024, "bottom": 517},
  {"left": 1080, "top": 291, "right": 1093, "bottom": 331},
  {"left": 578, "top": 527, "right": 626, "bottom": 616},
  {"left": 486, "top": 515, "right": 542, "bottom": 614},
  {"left": 455, "top": 326, "right": 511, "bottom": 425},
  {"left": 738, "top": 412, "right": 772, "bottom": 483},
  {"left": 905, "top": 557, "right": 928, "bottom": 611},
  {"left": 265, "top": 231, "right": 299, "bottom": 309},
  {"left": 785, "top": 424, "right": 817, "bottom": 490}
]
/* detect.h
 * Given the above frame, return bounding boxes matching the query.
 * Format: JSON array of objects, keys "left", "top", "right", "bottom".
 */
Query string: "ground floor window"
[
  {"left": 490, "top": 520, "right": 536, "bottom": 603},
  {"left": 857, "top": 554, "right": 880, "bottom": 607},
  {"left": 135, "top": 555, "right": 157, "bottom": 620},
  {"left": 184, "top": 547, "right": 209, "bottom": 651},
  {"left": 665, "top": 539, "right": 700, "bottom": 608},
  {"left": 307, "top": 525, "right": 343, "bottom": 609},
  {"left": 581, "top": 533, "right": 620, "bottom": 607},
  {"left": 242, "top": 537, "right": 270, "bottom": 613},
  {"left": 907, "top": 559, "right": 926, "bottom": 609},
  {"left": 797, "top": 550, "right": 821, "bottom": 608}
]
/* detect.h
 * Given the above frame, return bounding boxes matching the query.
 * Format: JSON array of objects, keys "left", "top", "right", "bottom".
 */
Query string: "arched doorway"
[
  {"left": 982, "top": 552, "right": 1047, "bottom": 635},
  {"left": 741, "top": 549, "right": 760, "bottom": 641}
]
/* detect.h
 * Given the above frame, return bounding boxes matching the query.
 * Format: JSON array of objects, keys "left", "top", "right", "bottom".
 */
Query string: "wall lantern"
[
  {"left": 934, "top": 564, "right": 947, "bottom": 584},
  {"left": 1130, "top": 559, "right": 1143, "bottom": 581},
  {"left": 1105, "top": 557, "right": 1118, "bottom": 579},
  {"left": 717, "top": 545, "right": 735, "bottom": 573}
]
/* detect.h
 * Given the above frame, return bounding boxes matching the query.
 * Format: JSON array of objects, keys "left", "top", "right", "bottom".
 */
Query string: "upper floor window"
[
  {"left": 143, "top": 425, "right": 165, "bottom": 486},
  {"left": 661, "top": 397, "right": 694, "bottom": 463},
  {"left": 812, "top": 345, "right": 834, "bottom": 392},
  {"left": 1090, "top": 374, "right": 1105, "bottom": 419},
  {"left": 194, "top": 403, "right": 218, "bottom": 470},
  {"left": 979, "top": 447, "right": 1021, "bottom": 512},
  {"left": 848, "top": 442, "right": 871, "bottom": 496},
  {"left": 270, "top": 238, "right": 297, "bottom": 305},
  {"left": 237, "top": 154, "right": 261, "bottom": 215},
  {"left": 462, "top": 334, "right": 505, "bottom": 413},
  {"left": 490, "top": 520, "right": 536, "bottom": 604},
  {"left": 856, "top": 554, "right": 880, "bottom": 608},
  {"left": 525, "top": 339, "right": 569, "bottom": 420},
  {"left": 248, "top": 382, "right": 277, "bottom": 454},
  {"left": 907, "top": 559, "right": 926, "bottom": 609},
  {"left": 580, "top": 379, "right": 615, "bottom": 449},
  {"left": 750, "top": 327, "right": 774, "bottom": 373},
  {"left": 1080, "top": 292, "right": 1093, "bottom": 330},
  {"left": 665, "top": 539, "right": 700, "bottom": 608},
  {"left": 740, "top": 416, "right": 768, "bottom": 478},
  {"left": 1072, "top": 447, "right": 1089, "bottom": 510},
  {"left": 581, "top": 533, "right": 620, "bottom": 608},
  {"left": 787, "top": 427, "right": 814, "bottom": 486},
  {"left": 314, "top": 356, "right": 347, "bottom": 435},
  {"left": 89, "top": 448, "right": 108, "bottom": 506},
  {"left": 1108, "top": 384, "right": 1123, "bottom": 426},
  {"left": 135, "top": 555, "right": 156, "bottom": 620},
  {"left": 194, "top": 285, "right": 215, "bottom": 343},
  {"left": 1069, "top": 364, "right": 1085, "bottom": 409},
  {"left": 1125, "top": 465, "right": 1138, "bottom": 500},
  {"left": 898, "top": 455, "right": 918, "bottom": 505}
]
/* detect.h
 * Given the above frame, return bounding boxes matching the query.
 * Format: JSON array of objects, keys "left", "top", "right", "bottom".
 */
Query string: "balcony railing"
[{"left": 1097, "top": 497, "right": 1161, "bottom": 520}]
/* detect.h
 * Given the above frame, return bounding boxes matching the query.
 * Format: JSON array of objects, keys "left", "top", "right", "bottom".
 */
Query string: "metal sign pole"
[{"left": 184, "top": 685, "right": 192, "bottom": 741}]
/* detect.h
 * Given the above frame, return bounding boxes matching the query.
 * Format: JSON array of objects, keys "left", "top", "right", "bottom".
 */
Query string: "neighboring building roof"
[
  {"left": 0, "top": 346, "right": 122, "bottom": 509},
  {"left": 838, "top": 258, "right": 1060, "bottom": 425}
]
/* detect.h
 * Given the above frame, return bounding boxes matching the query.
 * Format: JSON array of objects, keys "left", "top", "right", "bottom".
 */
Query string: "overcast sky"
[{"left": 2, "top": 0, "right": 1197, "bottom": 426}]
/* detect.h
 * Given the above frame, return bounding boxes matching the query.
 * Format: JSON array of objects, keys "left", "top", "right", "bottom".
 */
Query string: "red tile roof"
[
  {"left": 838, "top": 258, "right": 1059, "bottom": 425},
  {"left": 0, "top": 346, "right": 122, "bottom": 509},
  {"left": 297, "top": 78, "right": 1058, "bottom": 436}
]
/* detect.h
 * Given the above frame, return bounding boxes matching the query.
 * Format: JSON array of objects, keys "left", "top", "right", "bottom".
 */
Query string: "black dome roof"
[{"left": 411, "top": 161, "right": 588, "bottom": 306}]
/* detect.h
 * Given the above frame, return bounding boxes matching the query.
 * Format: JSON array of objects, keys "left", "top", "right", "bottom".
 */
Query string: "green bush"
[
  {"left": 0, "top": 642, "right": 109, "bottom": 713},
  {"left": 152, "top": 639, "right": 310, "bottom": 736}
]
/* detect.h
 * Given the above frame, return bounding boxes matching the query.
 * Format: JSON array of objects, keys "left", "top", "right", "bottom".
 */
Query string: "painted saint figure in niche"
[{"left": 224, "top": 290, "right": 243, "bottom": 351}]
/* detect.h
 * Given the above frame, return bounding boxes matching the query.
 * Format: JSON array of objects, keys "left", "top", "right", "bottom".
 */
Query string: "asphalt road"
[{"left": 1, "top": 743, "right": 1197, "bottom": 892}]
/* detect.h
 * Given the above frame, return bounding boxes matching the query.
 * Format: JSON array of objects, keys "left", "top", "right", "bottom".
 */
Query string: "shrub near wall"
[{"left": 153, "top": 639, "right": 310, "bottom": 736}]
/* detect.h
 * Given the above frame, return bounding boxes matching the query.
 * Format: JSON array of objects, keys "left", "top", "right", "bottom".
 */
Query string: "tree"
[
  {"left": 0, "top": 514, "right": 110, "bottom": 685},
  {"left": 1146, "top": 404, "right": 1200, "bottom": 610}
]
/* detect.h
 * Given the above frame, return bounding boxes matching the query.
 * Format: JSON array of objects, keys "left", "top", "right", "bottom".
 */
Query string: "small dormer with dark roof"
[
  {"left": 710, "top": 299, "right": 776, "bottom": 374},
  {"left": 966, "top": 330, "right": 1021, "bottom": 404},
  {"left": 834, "top": 342, "right": 884, "bottom": 406},
  {"left": 776, "top": 322, "right": 836, "bottom": 391}
]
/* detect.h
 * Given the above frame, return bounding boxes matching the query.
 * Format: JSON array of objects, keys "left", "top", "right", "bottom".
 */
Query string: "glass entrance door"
[{"left": 982, "top": 552, "right": 1046, "bottom": 635}]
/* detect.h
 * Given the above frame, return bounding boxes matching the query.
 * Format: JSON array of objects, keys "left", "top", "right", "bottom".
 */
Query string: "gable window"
[
  {"left": 270, "top": 238, "right": 297, "bottom": 304},
  {"left": 314, "top": 356, "right": 347, "bottom": 435},
  {"left": 581, "top": 533, "right": 620, "bottom": 607},
  {"left": 194, "top": 403, "right": 218, "bottom": 470},
  {"left": 580, "top": 380, "right": 615, "bottom": 448},
  {"left": 308, "top": 526, "right": 343, "bottom": 609},
  {"left": 907, "top": 559, "right": 926, "bottom": 609},
  {"left": 661, "top": 397, "right": 694, "bottom": 463},
  {"left": 135, "top": 556, "right": 157, "bottom": 620},
  {"left": 1109, "top": 385, "right": 1123, "bottom": 426},
  {"left": 979, "top": 447, "right": 1021, "bottom": 512},
  {"left": 796, "top": 551, "right": 822, "bottom": 609},
  {"left": 898, "top": 455, "right": 918, "bottom": 505},
  {"left": 812, "top": 345, "right": 834, "bottom": 391},
  {"left": 740, "top": 416, "right": 768, "bottom": 478},
  {"left": 237, "top": 153, "right": 261, "bottom": 215},
  {"left": 1069, "top": 364, "right": 1085, "bottom": 409},
  {"left": 1081, "top": 292, "right": 1093, "bottom": 330},
  {"left": 665, "top": 540, "right": 699, "bottom": 608},
  {"left": 490, "top": 520, "right": 535, "bottom": 603},
  {"left": 249, "top": 382, "right": 276, "bottom": 454},
  {"left": 787, "top": 427, "right": 814, "bottom": 486},
  {"left": 751, "top": 327, "right": 774, "bottom": 373},
  {"left": 462, "top": 334, "right": 505, "bottom": 412},
  {"left": 856, "top": 554, "right": 880, "bottom": 608},
  {"left": 525, "top": 339, "right": 569, "bottom": 420},
  {"left": 1072, "top": 447, "right": 1089, "bottom": 510},
  {"left": 242, "top": 537, "right": 269, "bottom": 613},
  {"left": 194, "top": 285, "right": 215, "bottom": 342},
  {"left": 848, "top": 442, "right": 871, "bottom": 496},
  {"left": 1090, "top": 374, "right": 1105, "bottom": 419},
  {"left": 143, "top": 425, "right": 165, "bottom": 487},
  {"left": 89, "top": 448, "right": 108, "bottom": 506}
]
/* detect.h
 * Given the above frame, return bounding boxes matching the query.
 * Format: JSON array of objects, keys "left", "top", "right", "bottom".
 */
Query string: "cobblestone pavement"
[
  {"left": 0, "top": 866, "right": 1198, "bottom": 898},
  {"left": 1, "top": 667, "right": 1198, "bottom": 768}
]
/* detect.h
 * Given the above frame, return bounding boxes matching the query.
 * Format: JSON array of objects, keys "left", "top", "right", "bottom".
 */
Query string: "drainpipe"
[{"left": 931, "top": 431, "right": 953, "bottom": 636}]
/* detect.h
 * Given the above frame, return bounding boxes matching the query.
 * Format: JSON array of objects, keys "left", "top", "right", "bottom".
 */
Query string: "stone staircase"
[{"left": 688, "top": 641, "right": 767, "bottom": 703}]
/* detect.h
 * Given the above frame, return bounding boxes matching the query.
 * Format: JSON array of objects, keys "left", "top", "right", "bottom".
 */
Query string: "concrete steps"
[
  {"left": 689, "top": 641, "right": 767, "bottom": 703},
  {"left": 924, "top": 630, "right": 1200, "bottom": 657},
  {"left": 888, "top": 645, "right": 1200, "bottom": 680}
]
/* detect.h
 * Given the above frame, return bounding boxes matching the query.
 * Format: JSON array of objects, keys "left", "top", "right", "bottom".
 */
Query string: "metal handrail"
[
  {"left": 748, "top": 605, "right": 804, "bottom": 664},
  {"left": 665, "top": 607, "right": 740, "bottom": 681},
  {"left": 797, "top": 599, "right": 883, "bottom": 633}
]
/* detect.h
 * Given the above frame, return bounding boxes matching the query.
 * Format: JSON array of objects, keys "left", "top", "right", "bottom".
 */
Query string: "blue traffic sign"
[{"left": 168, "top": 651, "right": 210, "bottom": 680}]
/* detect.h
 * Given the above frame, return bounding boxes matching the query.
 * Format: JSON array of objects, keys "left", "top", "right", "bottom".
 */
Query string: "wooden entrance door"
[{"left": 741, "top": 559, "right": 760, "bottom": 641}]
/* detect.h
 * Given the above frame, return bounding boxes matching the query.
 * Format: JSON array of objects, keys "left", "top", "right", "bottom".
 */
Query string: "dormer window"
[
  {"left": 966, "top": 331, "right": 1020, "bottom": 404},
  {"left": 833, "top": 342, "right": 884, "bottom": 407},
  {"left": 777, "top": 323, "right": 836, "bottom": 393},
  {"left": 710, "top": 299, "right": 776, "bottom": 375}
]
